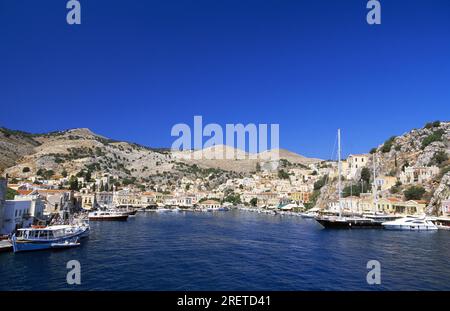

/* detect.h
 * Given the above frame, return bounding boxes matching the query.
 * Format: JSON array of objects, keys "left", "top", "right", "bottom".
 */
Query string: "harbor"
[{"left": 1, "top": 209, "right": 450, "bottom": 291}]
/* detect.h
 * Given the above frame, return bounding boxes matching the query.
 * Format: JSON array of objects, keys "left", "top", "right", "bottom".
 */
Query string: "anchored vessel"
[
  {"left": 429, "top": 217, "right": 450, "bottom": 230},
  {"left": 11, "top": 224, "right": 89, "bottom": 253},
  {"left": 315, "top": 129, "right": 382, "bottom": 229},
  {"left": 382, "top": 217, "right": 438, "bottom": 231},
  {"left": 88, "top": 210, "right": 129, "bottom": 221}
]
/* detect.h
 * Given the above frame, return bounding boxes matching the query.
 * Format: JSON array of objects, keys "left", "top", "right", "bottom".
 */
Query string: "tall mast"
[
  {"left": 338, "top": 129, "right": 342, "bottom": 218},
  {"left": 372, "top": 153, "right": 378, "bottom": 213}
]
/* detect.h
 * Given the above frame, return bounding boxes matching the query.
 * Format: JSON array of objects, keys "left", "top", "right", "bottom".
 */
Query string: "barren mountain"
[{"left": 0, "top": 127, "right": 319, "bottom": 181}]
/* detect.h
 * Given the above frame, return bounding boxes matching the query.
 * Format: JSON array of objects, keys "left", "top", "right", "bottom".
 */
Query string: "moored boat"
[
  {"left": 316, "top": 215, "right": 382, "bottom": 229},
  {"left": 12, "top": 225, "right": 88, "bottom": 253},
  {"left": 300, "top": 207, "right": 320, "bottom": 218},
  {"left": 382, "top": 217, "right": 438, "bottom": 231},
  {"left": 430, "top": 217, "right": 450, "bottom": 230},
  {"left": 51, "top": 237, "right": 81, "bottom": 249},
  {"left": 88, "top": 210, "right": 129, "bottom": 221}
]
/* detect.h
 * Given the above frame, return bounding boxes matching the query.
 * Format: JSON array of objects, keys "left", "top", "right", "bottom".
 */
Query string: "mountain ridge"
[{"left": 0, "top": 126, "right": 319, "bottom": 179}]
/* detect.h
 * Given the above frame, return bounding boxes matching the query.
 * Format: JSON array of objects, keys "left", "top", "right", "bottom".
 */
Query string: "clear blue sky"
[{"left": 1, "top": 0, "right": 449, "bottom": 159}]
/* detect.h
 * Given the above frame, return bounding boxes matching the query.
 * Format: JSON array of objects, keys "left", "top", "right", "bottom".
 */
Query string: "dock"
[{"left": 0, "top": 240, "right": 12, "bottom": 253}]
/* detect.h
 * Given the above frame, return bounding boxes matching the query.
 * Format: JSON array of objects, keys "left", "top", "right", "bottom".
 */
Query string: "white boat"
[
  {"left": 382, "top": 217, "right": 438, "bottom": 231},
  {"left": 88, "top": 210, "right": 129, "bottom": 221},
  {"left": 51, "top": 238, "right": 81, "bottom": 249},
  {"left": 428, "top": 217, "right": 450, "bottom": 230},
  {"left": 12, "top": 225, "right": 88, "bottom": 253},
  {"left": 155, "top": 207, "right": 172, "bottom": 213},
  {"left": 300, "top": 207, "right": 320, "bottom": 218}
]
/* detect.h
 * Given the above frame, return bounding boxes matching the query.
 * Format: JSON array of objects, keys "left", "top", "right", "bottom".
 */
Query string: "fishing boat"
[
  {"left": 11, "top": 225, "right": 88, "bottom": 253},
  {"left": 88, "top": 210, "right": 129, "bottom": 221},
  {"left": 382, "top": 217, "right": 438, "bottom": 231}
]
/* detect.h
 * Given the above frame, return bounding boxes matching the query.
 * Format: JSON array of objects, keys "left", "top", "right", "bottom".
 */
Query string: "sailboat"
[
  {"left": 315, "top": 129, "right": 382, "bottom": 229},
  {"left": 363, "top": 154, "right": 402, "bottom": 224}
]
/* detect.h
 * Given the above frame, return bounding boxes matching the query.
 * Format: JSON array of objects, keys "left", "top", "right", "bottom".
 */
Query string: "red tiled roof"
[
  {"left": 17, "top": 190, "right": 33, "bottom": 195},
  {"left": 387, "top": 197, "right": 402, "bottom": 202}
]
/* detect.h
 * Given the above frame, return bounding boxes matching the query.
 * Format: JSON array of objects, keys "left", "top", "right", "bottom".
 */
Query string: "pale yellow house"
[
  {"left": 290, "top": 191, "right": 312, "bottom": 203},
  {"left": 377, "top": 197, "right": 426, "bottom": 215},
  {"left": 198, "top": 199, "right": 221, "bottom": 209}
]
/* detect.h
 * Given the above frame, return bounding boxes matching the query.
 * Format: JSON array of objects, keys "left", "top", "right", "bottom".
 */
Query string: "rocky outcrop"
[{"left": 428, "top": 172, "right": 450, "bottom": 215}]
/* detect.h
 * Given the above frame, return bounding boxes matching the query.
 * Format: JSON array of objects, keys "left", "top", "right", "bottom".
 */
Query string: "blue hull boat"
[{"left": 12, "top": 224, "right": 89, "bottom": 253}]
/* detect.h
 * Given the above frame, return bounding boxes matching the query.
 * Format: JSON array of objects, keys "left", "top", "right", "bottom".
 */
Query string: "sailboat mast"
[
  {"left": 372, "top": 153, "right": 378, "bottom": 213},
  {"left": 338, "top": 129, "right": 342, "bottom": 218}
]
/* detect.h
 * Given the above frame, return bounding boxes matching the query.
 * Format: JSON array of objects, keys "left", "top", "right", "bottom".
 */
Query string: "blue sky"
[{"left": 0, "top": 0, "right": 449, "bottom": 159}]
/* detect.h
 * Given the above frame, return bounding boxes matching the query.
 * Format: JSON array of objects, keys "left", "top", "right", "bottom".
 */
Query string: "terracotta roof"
[
  {"left": 142, "top": 192, "right": 157, "bottom": 196},
  {"left": 17, "top": 190, "right": 33, "bottom": 195},
  {"left": 38, "top": 189, "right": 71, "bottom": 194},
  {"left": 387, "top": 197, "right": 402, "bottom": 202}
]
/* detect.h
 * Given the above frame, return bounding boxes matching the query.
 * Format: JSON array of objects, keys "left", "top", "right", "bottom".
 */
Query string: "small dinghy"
[{"left": 51, "top": 238, "right": 80, "bottom": 249}]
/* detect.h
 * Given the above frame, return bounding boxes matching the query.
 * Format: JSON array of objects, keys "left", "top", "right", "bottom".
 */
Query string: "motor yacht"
[{"left": 382, "top": 217, "right": 438, "bottom": 231}]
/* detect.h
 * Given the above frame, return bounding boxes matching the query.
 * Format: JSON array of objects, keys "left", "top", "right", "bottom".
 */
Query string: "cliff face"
[
  {"left": 314, "top": 121, "right": 450, "bottom": 215},
  {"left": 371, "top": 121, "right": 449, "bottom": 214},
  {"left": 0, "top": 128, "right": 41, "bottom": 172}
]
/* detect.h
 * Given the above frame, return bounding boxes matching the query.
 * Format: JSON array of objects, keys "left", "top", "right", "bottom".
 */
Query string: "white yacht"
[
  {"left": 300, "top": 207, "right": 320, "bottom": 218},
  {"left": 382, "top": 217, "right": 438, "bottom": 231},
  {"left": 427, "top": 217, "right": 450, "bottom": 230},
  {"left": 88, "top": 210, "right": 129, "bottom": 221}
]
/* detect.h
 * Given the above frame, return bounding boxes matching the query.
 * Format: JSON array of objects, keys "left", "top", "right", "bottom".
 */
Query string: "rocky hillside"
[
  {"left": 314, "top": 121, "right": 450, "bottom": 215},
  {"left": 0, "top": 126, "right": 319, "bottom": 186},
  {"left": 370, "top": 121, "right": 450, "bottom": 214}
]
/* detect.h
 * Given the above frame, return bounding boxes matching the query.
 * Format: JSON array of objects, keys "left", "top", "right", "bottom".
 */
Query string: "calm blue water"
[{"left": 1, "top": 210, "right": 449, "bottom": 291}]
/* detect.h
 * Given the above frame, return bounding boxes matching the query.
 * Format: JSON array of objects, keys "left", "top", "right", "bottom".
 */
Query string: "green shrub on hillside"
[
  {"left": 422, "top": 129, "right": 444, "bottom": 149},
  {"left": 381, "top": 136, "right": 396, "bottom": 153}
]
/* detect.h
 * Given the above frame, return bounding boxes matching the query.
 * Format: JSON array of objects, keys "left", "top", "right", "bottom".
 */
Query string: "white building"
[
  {"left": 346, "top": 154, "right": 369, "bottom": 180},
  {"left": 399, "top": 166, "right": 440, "bottom": 184},
  {"left": 1, "top": 195, "right": 45, "bottom": 235},
  {"left": 198, "top": 199, "right": 221, "bottom": 209},
  {"left": 13, "top": 193, "right": 45, "bottom": 219}
]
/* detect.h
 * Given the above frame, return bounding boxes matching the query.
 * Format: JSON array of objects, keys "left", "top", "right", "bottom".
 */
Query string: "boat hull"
[
  {"left": 383, "top": 224, "right": 438, "bottom": 231},
  {"left": 13, "top": 236, "right": 80, "bottom": 253},
  {"left": 89, "top": 215, "right": 128, "bottom": 221},
  {"left": 316, "top": 217, "right": 382, "bottom": 229}
]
